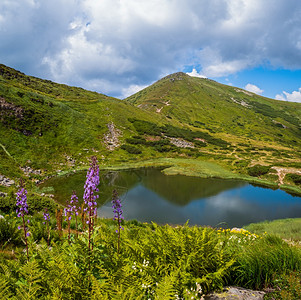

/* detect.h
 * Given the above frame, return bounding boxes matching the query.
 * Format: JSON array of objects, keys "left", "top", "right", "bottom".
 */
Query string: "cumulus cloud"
[
  {"left": 0, "top": 0, "right": 301, "bottom": 97},
  {"left": 121, "top": 84, "right": 148, "bottom": 99},
  {"left": 244, "top": 83, "right": 264, "bottom": 95},
  {"left": 275, "top": 88, "right": 301, "bottom": 103},
  {"left": 186, "top": 68, "right": 207, "bottom": 78}
]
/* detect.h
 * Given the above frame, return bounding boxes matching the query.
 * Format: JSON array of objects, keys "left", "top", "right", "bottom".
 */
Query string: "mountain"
[
  {"left": 0, "top": 65, "right": 300, "bottom": 192},
  {"left": 0, "top": 64, "right": 166, "bottom": 177},
  {"left": 126, "top": 72, "right": 301, "bottom": 148}
]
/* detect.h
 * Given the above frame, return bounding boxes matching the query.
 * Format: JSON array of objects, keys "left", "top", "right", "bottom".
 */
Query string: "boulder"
[{"left": 204, "top": 287, "right": 265, "bottom": 300}]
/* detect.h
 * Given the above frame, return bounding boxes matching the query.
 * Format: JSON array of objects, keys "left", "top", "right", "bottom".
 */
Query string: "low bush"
[
  {"left": 247, "top": 164, "right": 270, "bottom": 177},
  {"left": 0, "top": 191, "right": 57, "bottom": 215},
  {"left": 285, "top": 173, "right": 301, "bottom": 186},
  {"left": 120, "top": 144, "right": 142, "bottom": 154},
  {"left": 0, "top": 217, "right": 22, "bottom": 247}
]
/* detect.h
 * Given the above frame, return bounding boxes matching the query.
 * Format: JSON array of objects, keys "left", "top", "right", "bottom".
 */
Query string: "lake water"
[{"left": 40, "top": 168, "right": 301, "bottom": 228}]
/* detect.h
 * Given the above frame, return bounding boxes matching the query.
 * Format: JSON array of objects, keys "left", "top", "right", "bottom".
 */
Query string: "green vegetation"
[
  {"left": 1, "top": 64, "right": 301, "bottom": 196},
  {"left": 244, "top": 218, "right": 301, "bottom": 241},
  {"left": 247, "top": 164, "right": 271, "bottom": 177},
  {"left": 120, "top": 144, "right": 142, "bottom": 154},
  {"left": 285, "top": 173, "right": 301, "bottom": 186},
  {"left": 1, "top": 209, "right": 301, "bottom": 298}
]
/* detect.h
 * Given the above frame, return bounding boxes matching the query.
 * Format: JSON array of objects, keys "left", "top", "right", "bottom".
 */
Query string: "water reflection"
[{"left": 40, "top": 168, "right": 301, "bottom": 227}]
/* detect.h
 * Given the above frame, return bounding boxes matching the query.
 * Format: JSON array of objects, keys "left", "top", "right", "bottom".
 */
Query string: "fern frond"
[
  {"left": 154, "top": 270, "right": 178, "bottom": 300},
  {"left": 0, "top": 275, "right": 12, "bottom": 300}
]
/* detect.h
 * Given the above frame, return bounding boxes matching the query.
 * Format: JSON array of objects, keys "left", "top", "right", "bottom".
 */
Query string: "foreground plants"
[
  {"left": 1, "top": 216, "right": 301, "bottom": 299},
  {"left": 1, "top": 156, "right": 301, "bottom": 299}
]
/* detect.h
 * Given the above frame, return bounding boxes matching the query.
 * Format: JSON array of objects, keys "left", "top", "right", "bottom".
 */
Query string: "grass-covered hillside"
[
  {"left": 126, "top": 72, "right": 300, "bottom": 149},
  {"left": 0, "top": 64, "right": 170, "bottom": 177},
  {"left": 126, "top": 72, "right": 301, "bottom": 192},
  {"left": 0, "top": 64, "right": 300, "bottom": 194}
]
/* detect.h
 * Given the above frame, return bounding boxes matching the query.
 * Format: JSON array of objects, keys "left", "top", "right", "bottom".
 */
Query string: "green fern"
[
  {"left": 0, "top": 275, "right": 12, "bottom": 300},
  {"left": 15, "top": 260, "right": 43, "bottom": 299},
  {"left": 154, "top": 270, "right": 178, "bottom": 300}
]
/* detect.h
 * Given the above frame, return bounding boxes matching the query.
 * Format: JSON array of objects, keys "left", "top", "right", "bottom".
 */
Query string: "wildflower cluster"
[
  {"left": 64, "top": 192, "right": 80, "bottom": 243},
  {"left": 83, "top": 156, "right": 99, "bottom": 251},
  {"left": 16, "top": 181, "right": 30, "bottom": 260},
  {"left": 112, "top": 189, "right": 124, "bottom": 232},
  {"left": 16, "top": 187, "right": 29, "bottom": 221},
  {"left": 112, "top": 189, "right": 124, "bottom": 254},
  {"left": 132, "top": 259, "right": 149, "bottom": 272},
  {"left": 217, "top": 227, "right": 261, "bottom": 247},
  {"left": 43, "top": 208, "right": 51, "bottom": 246},
  {"left": 43, "top": 208, "right": 50, "bottom": 224},
  {"left": 83, "top": 156, "right": 99, "bottom": 224},
  {"left": 64, "top": 191, "right": 79, "bottom": 221},
  {"left": 183, "top": 282, "right": 203, "bottom": 299}
]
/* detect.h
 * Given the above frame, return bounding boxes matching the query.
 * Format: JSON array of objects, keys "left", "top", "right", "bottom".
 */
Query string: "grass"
[{"left": 244, "top": 218, "right": 301, "bottom": 241}]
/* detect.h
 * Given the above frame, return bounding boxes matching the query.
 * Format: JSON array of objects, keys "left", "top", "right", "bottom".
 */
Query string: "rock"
[
  {"left": 0, "top": 175, "right": 15, "bottom": 187},
  {"left": 204, "top": 287, "right": 265, "bottom": 300},
  {"left": 169, "top": 137, "right": 195, "bottom": 148},
  {"left": 20, "top": 166, "right": 42, "bottom": 176},
  {"left": 103, "top": 122, "right": 122, "bottom": 150}
]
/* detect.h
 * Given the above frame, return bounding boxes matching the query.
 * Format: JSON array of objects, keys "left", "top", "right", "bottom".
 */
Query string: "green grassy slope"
[
  {"left": 126, "top": 72, "right": 300, "bottom": 148},
  {"left": 0, "top": 64, "right": 169, "bottom": 176},
  {"left": 0, "top": 65, "right": 300, "bottom": 193},
  {"left": 126, "top": 72, "right": 301, "bottom": 189}
]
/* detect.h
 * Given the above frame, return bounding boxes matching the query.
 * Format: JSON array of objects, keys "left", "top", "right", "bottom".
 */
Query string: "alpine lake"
[{"left": 39, "top": 167, "right": 301, "bottom": 228}]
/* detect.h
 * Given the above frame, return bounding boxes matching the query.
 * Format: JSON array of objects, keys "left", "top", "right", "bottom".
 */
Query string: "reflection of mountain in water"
[
  {"left": 39, "top": 168, "right": 246, "bottom": 206},
  {"left": 135, "top": 168, "right": 246, "bottom": 205}
]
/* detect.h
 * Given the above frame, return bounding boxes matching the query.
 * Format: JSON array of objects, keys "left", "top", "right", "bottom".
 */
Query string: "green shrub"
[
  {"left": 125, "top": 136, "right": 147, "bottom": 145},
  {"left": 247, "top": 164, "right": 270, "bottom": 177},
  {"left": 0, "top": 217, "right": 22, "bottom": 247},
  {"left": 120, "top": 144, "right": 142, "bottom": 154},
  {"left": 27, "top": 194, "right": 57, "bottom": 214},
  {"left": 0, "top": 193, "right": 16, "bottom": 213},
  {"left": 29, "top": 217, "right": 61, "bottom": 244},
  {"left": 0, "top": 191, "right": 57, "bottom": 214},
  {"left": 128, "top": 118, "right": 161, "bottom": 136},
  {"left": 285, "top": 173, "right": 301, "bottom": 186}
]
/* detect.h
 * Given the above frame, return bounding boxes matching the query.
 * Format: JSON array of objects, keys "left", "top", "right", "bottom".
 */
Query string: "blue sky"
[{"left": 0, "top": 0, "right": 301, "bottom": 102}]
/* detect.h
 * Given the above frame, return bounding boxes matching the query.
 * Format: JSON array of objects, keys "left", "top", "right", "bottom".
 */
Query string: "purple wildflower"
[
  {"left": 16, "top": 187, "right": 29, "bottom": 218},
  {"left": 70, "top": 191, "right": 80, "bottom": 216},
  {"left": 83, "top": 156, "right": 99, "bottom": 218},
  {"left": 43, "top": 208, "right": 50, "bottom": 225},
  {"left": 16, "top": 179, "right": 29, "bottom": 260},
  {"left": 112, "top": 190, "right": 124, "bottom": 226},
  {"left": 112, "top": 189, "right": 124, "bottom": 254},
  {"left": 43, "top": 208, "right": 51, "bottom": 246},
  {"left": 83, "top": 156, "right": 99, "bottom": 251}
]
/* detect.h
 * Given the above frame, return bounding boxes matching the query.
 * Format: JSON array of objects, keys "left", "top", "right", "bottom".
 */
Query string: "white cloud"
[
  {"left": 186, "top": 68, "right": 206, "bottom": 78},
  {"left": 275, "top": 88, "right": 301, "bottom": 103},
  {"left": 244, "top": 83, "right": 263, "bottom": 95},
  {"left": 1, "top": 0, "right": 301, "bottom": 97},
  {"left": 121, "top": 84, "right": 148, "bottom": 99}
]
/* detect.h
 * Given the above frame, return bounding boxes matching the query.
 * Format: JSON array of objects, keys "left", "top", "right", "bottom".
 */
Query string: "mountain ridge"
[{"left": 0, "top": 63, "right": 300, "bottom": 194}]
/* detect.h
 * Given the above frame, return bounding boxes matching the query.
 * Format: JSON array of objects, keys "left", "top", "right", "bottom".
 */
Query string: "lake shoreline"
[{"left": 53, "top": 157, "right": 301, "bottom": 197}]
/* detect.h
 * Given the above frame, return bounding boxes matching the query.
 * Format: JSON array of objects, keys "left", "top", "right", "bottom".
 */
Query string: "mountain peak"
[{"left": 160, "top": 72, "right": 189, "bottom": 82}]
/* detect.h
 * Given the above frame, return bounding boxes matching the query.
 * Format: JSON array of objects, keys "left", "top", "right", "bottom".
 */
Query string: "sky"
[{"left": 1, "top": 0, "right": 301, "bottom": 102}]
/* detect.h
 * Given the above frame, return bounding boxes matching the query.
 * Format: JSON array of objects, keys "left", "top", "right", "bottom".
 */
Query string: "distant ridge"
[{"left": 0, "top": 63, "right": 300, "bottom": 193}]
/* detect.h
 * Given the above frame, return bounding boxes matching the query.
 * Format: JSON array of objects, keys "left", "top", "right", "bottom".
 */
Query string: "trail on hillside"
[{"left": 0, "top": 142, "right": 13, "bottom": 159}]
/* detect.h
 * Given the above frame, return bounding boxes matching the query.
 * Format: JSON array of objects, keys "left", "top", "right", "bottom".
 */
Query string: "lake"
[{"left": 40, "top": 168, "right": 301, "bottom": 228}]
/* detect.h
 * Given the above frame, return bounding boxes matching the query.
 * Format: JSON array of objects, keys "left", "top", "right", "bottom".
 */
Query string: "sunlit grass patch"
[{"left": 244, "top": 218, "right": 301, "bottom": 241}]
